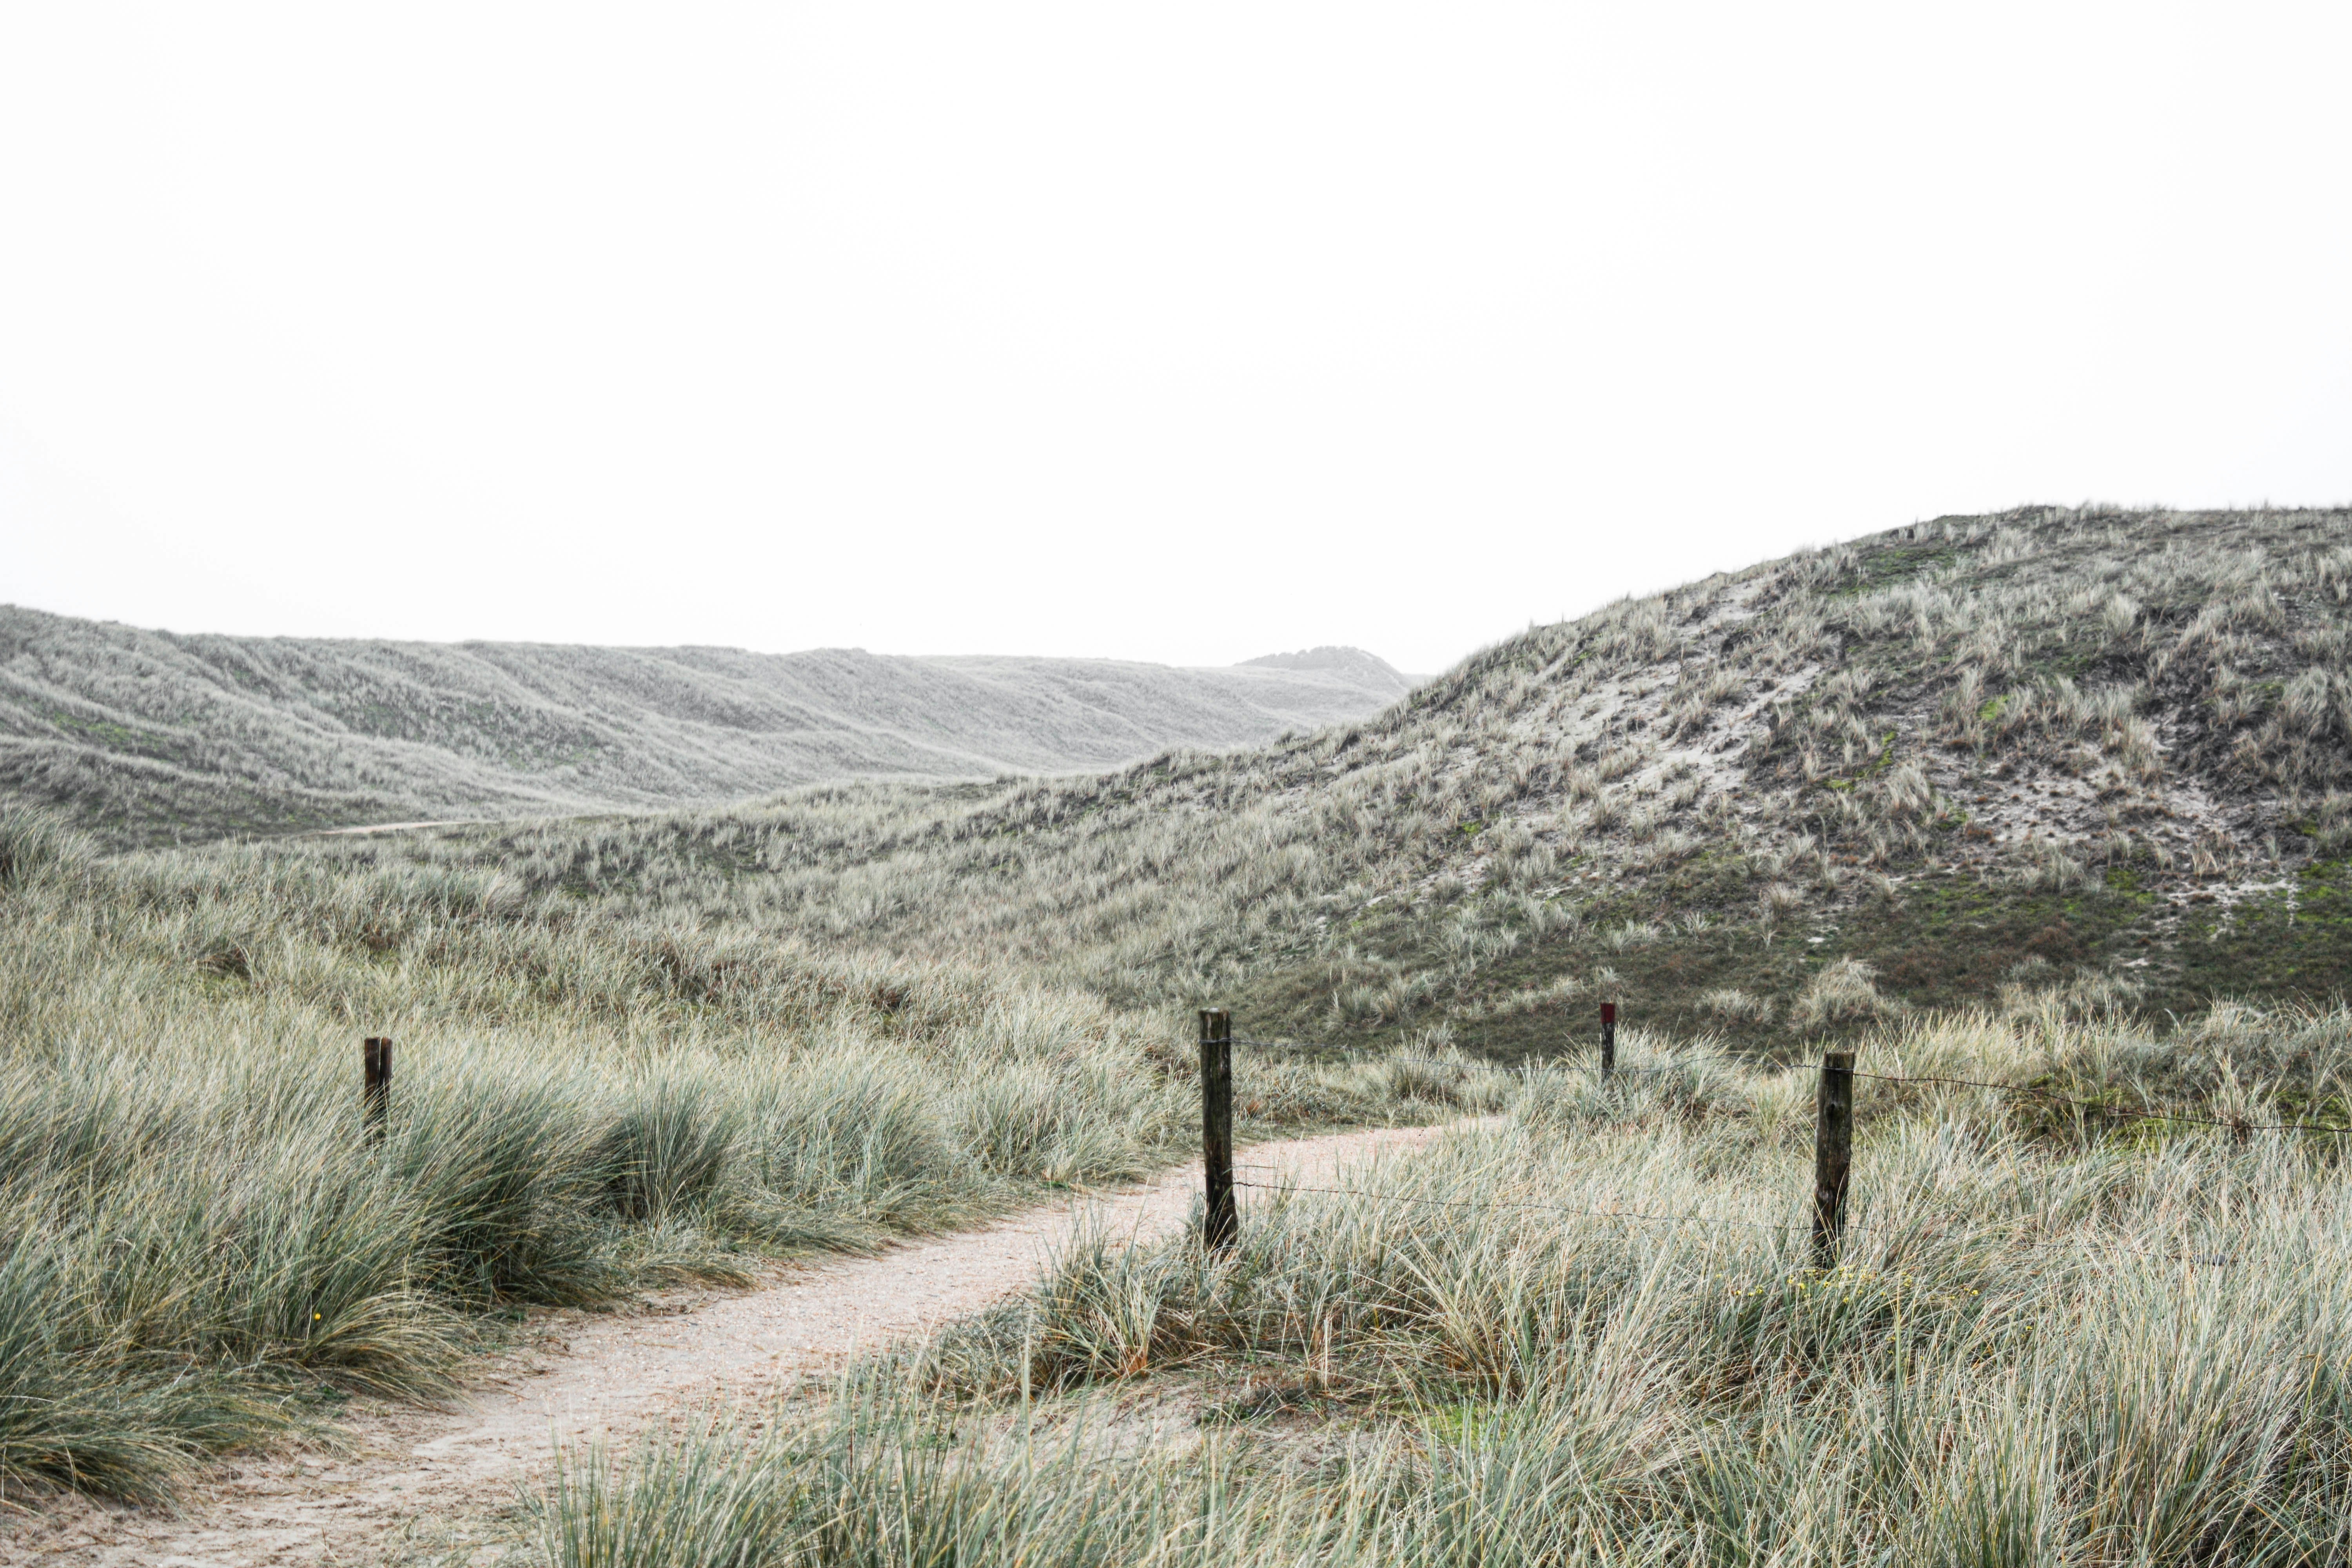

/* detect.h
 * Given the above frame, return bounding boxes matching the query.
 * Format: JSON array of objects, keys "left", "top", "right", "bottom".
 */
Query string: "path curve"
[{"left": 10, "top": 1121, "right": 1462, "bottom": 1568}]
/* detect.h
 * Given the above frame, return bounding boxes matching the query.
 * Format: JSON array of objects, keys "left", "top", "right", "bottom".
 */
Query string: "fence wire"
[
  {"left": 1793, "top": 1063, "right": 2352, "bottom": 1137},
  {"left": 1232, "top": 1176, "right": 1799, "bottom": 1233},
  {"left": 1196, "top": 1021, "right": 2342, "bottom": 1269},
  {"left": 1227, "top": 1178, "right": 2255, "bottom": 1269},
  {"left": 1224, "top": 1026, "right": 2352, "bottom": 1138}
]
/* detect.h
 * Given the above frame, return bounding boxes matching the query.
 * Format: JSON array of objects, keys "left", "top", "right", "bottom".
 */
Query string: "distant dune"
[{"left": 0, "top": 607, "right": 1412, "bottom": 844}]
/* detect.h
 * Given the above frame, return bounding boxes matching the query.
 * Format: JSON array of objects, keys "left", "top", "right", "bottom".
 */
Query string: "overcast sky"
[{"left": 2, "top": 4, "right": 2346, "bottom": 676}]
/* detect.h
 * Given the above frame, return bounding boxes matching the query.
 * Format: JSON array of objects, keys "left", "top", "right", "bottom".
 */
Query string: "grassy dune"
[
  {"left": 0, "top": 609, "right": 1410, "bottom": 846},
  {"left": 8, "top": 503, "right": 2351, "bottom": 1544},
  {"left": 0, "top": 811, "right": 1497, "bottom": 1502},
  {"left": 300, "top": 506, "right": 2352, "bottom": 1048},
  {"left": 539, "top": 1001, "right": 2352, "bottom": 1566}
]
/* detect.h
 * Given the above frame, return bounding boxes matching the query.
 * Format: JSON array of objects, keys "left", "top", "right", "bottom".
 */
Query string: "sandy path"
[{"left": 9, "top": 1121, "right": 1460, "bottom": 1568}]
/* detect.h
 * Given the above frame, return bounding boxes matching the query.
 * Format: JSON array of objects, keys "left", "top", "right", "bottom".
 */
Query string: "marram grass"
[
  {"left": 544, "top": 1016, "right": 2352, "bottom": 1567},
  {"left": 0, "top": 813, "right": 1497, "bottom": 1502},
  {"left": 243, "top": 506, "right": 2352, "bottom": 1050}
]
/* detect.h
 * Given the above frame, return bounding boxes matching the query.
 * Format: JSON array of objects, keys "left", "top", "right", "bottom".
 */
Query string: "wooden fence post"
[
  {"left": 1600, "top": 1002, "right": 1617, "bottom": 1079},
  {"left": 1812, "top": 1051, "right": 1853, "bottom": 1266},
  {"left": 1199, "top": 1008, "right": 1236, "bottom": 1252},
  {"left": 363, "top": 1036, "right": 392, "bottom": 1146}
]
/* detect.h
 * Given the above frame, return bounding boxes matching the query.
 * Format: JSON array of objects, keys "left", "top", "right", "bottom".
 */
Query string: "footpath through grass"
[
  {"left": 541, "top": 1000, "right": 2352, "bottom": 1567},
  {"left": 0, "top": 812, "right": 1503, "bottom": 1504}
]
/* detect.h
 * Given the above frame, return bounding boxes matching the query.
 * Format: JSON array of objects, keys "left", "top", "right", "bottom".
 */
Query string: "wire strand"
[
  {"left": 1228, "top": 1028, "right": 2350, "bottom": 1137},
  {"left": 1794, "top": 1063, "right": 2352, "bottom": 1136},
  {"left": 1233, "top": 1178, "right": 1799, "bottom": 1234},
  {"left": 1230, "top": 1178, "right": 2250, "bottom": 1267}
]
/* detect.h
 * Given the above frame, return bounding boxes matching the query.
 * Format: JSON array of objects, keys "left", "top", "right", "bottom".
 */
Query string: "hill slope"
[
  {"left": 285, "top": 506, "right": 2352, "bottom": 1045},
  {"left": 0, "top": 607, "right": 1409, "bottom": 845}
]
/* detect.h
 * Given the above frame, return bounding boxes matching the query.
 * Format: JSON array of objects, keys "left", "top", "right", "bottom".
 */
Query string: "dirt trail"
[{"left": 11, "top": 1121, "right": 1462, "bottom": 1568}]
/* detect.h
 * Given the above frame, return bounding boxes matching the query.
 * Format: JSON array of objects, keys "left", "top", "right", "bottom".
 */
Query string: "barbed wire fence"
[{"left": 1194, "top": 1006, "right": 2352, "bottom": 1270}]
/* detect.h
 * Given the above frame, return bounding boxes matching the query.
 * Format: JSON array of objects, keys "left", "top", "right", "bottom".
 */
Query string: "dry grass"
[
  {"left": 541, "top": 998, "right": 2352, "bottom": 1565},
  {"left": 0, "top": 810, "right": 1486, "bottom": 1503},
  {"left": 9, "top": 503, "right": 2352, "bottom": 1528},
  {"left": 259, "top": 506, "right": 2352, "bottom": 1040},
  {"left": 0, "top": 608, "right": 1409, "bottom": 846}
]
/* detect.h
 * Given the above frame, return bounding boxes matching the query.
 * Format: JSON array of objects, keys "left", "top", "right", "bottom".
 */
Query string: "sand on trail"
[{"left": 10, "top": 1120, "right": 1465, "bottom": 1568}]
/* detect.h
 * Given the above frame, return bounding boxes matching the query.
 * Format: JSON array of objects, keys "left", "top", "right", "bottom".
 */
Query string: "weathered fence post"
[
  {"left": 363, "top": 1036, "right": 392, "bottom": 1146},
  {"left": 1812, "top": 1051, "right": 1853, "bottom": 1266},
  {"left": 1599, "top": 1002, "right": 1617, "bottom": 1078},
  {"left": 1199, "top": 1008, "right": 1236, "bottom": 1252}
]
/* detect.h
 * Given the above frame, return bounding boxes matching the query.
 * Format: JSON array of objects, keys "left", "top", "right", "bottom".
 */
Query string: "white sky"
[{"left": 2, "top": 3, "right": 2346, "bottom": 676}]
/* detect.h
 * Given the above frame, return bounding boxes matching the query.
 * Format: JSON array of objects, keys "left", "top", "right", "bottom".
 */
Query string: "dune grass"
[
  {"left": 537, "top": 1001, "right": 2352, "bottom": 1566},
  {"left": 0, "top": 810, "right": 1498, "bottom": 1504},
  {"left": 11, "top": 504, "right": 2352, "bottom": 1538},
  {"left": 261, "top": 506, "right": 2352, "bottom": 1055},
  {"left": 0, "top": 601, "right": 1410, "bottom": 848}
]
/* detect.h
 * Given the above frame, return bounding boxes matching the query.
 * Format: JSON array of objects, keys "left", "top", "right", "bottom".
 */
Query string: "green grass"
[
  {"left": 2169, "top": 853, "right": 2352, "bottom": 1002},
  {"left": 210, "top": 506, "right": 2352, "bottom": 1055},
  {"left": 0, "top": 607, "right": 1410, "bottom": 847},
  {"left": 0, "top": 808, "right": 1493, "bottom": 1502},
  {"left": 11, "top": 502, "right": 2352, "bottom": 1540},
  {"left": 537, "top": 1005, "right": 2352, "bottom": 1566}
]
